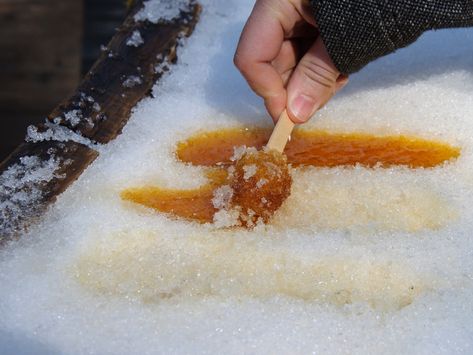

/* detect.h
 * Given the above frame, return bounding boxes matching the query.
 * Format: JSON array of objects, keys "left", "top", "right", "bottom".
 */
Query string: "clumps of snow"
[
  {"left": 242, "top": 164, "right": 257, "bottom": 180},
  {"left": 0, "top": 155, "right": 60, "bottom": 237},
  {"left": 92, "top": 102, "right": 101, "bottom": 112},
  {"left": 154, "top": 59, "right": 169, "bottom": 75},
  {"left": 256, "top": 178, "right": 268, "bottom": 189},
  {"left": 230, "top": 146, "right": 256, "bottom": 162},
  {"left": 134, "top": 0, "right": 191, "bottom": 24},
  {"left": 212, "top": 208, "right": 241, "bottom": 228},
  {"left": 52, "top": 109, "right": 93, "bottom": 130},
  {"left": 211, "top": 185, "right": 233, "bottom": 210},
  {"left": 26, "top": 122, "right": 95, "bottom": 148},
  {"left": 126, "top": 30, "right": 144, "bottom": 47},
  {"left": 81, "top": 93, "right": 95, "bottom": 104},
  {"left": 227, "top": 165, "right": 235, "bottom": 176},
  {"left": 62, "top": 110, "right": 82, "bottom": 127},
  {"left": 123, "top": 75, "right": 143, "bottom": 88}
]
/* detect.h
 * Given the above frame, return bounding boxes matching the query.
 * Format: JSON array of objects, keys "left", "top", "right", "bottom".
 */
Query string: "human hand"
[{"left": 234, "top": 0, "right": 348, "bottom": 123}]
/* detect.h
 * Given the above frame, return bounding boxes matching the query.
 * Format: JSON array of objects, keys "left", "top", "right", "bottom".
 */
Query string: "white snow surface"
[{"left": 2, "top": 1, "right": 473, "bottom": 354}]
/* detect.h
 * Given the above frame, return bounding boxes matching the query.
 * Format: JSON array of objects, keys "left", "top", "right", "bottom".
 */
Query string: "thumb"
[{"left": 286, "top": 36, "right": 341, "bottom": 123}]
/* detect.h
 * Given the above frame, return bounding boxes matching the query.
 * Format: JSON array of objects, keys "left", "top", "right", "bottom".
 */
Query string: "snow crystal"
[
  {"left": 26, "top": 122, "right": 95, "bottom": 148},
  {"left": 80, "top": 93, "right": 95, "bottom": 104},
  {"left": 2, "top": 1, "right": 473, "bottom": 354},
  {"left": 256, "top": 178, "right": 268, "bottom": 189},
  {"left": 230, "top": 146, "right": 257, "bottom": 162},
  {"left": 211, "top": 184, "right": 233, "bottom": 210},
  {"left": 92, "top": 102, "right": 101, "bottom": 112},
  {"left": 0, "top": 155, "right": 60, "bottom": 237},
  {"left": 242, "top": 164, "right": 257, "bottom": 180},
  {"left": 134, "top": 0, "right": 190, "bottom": 24},
  {"left": 154, "top": 60, "right": 170, "bottom": 76},
  {"left": 122, "top": 75, "right": 143, "bottom": 88},
  {"left": 126, "top": 30, "right": 144, "bottom": 47},
  {"left": 212, "top": 208, "right": 240, "bottom": 228},
  {"left": 63, "top": 109, "right": 82, "bottom": 127}
]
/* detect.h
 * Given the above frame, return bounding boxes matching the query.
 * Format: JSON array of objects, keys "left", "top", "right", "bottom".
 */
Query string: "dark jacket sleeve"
[{"left": 310, "top": 0, "right": 473, "bottom": 74}]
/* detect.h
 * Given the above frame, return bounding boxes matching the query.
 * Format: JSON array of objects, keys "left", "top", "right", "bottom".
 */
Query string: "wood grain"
[{"left": 0, "top": 0, "right": 201, "bottom": 242}]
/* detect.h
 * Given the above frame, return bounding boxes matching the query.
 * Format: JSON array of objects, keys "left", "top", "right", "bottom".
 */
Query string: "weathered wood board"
[{"left": 0, "top": 0, "right": 202, "bottom": 242}]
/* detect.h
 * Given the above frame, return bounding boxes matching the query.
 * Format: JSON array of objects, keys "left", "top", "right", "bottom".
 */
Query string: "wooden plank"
[{"left": 0, "top": 0, "right": 202, "bottom": 242}]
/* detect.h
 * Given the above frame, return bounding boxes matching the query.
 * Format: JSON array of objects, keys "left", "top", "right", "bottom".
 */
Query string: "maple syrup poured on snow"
[{"left": 121, "top": 128, "right": 460, "bottom": 224}]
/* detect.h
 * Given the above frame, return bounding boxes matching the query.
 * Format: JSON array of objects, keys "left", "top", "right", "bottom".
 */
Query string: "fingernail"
[{"left": 289, "top": 94, "right": 317, "bottom": 122}]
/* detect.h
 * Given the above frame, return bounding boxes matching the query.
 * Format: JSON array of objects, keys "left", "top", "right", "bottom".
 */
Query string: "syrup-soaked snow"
[{"left": 2, "top": 0, "right": 473, "bottom": 354}]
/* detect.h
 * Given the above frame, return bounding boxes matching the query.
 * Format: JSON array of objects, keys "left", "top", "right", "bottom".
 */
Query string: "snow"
[
  {"left": 92, "top": 102, "right": 101, "bottom": 112},
  {"left": 212, "top": 207, "right": 240, "bottom": 229},
  {"left": 242, "top": 164, "right": 257, "bottom": 180},
  {"left": 0, "top": 155, "right": 60, "bottom": 237},
  {"left": 122, "top": 75, "right": 143, "bottom": 88},
  {"left": 126, "top": 30, "right": 144, "bottom": 47},
  {"left": 211, "top": 184, "right": 233, "bottom": 209},
  {"left": 231, "top": 145, "right": 256, "bottom": 162},
  {"left": 62, "top": 109, "right": 82, "bottom": 127},
  {"left": 134, "top": 0, "right": 191, "bottom": 24},
  {"left": 257, "top": 178, "right": 268, "bottom": 188},
  {"left": 26, "top": 122, "right": 95, "bottom": 148},
  {"left": 2, "top": 0, "right": 473, "bottom": 354}
]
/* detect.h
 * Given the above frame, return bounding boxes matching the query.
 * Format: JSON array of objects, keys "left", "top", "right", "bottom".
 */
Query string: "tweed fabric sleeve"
[{"left": 310, "top": 0, "right": 473, "bottom": 74}]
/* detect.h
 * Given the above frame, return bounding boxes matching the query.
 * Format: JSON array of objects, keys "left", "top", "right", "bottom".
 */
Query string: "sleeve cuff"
[{"left": 310, "top": 0, "right": 419, "bottom": 74}]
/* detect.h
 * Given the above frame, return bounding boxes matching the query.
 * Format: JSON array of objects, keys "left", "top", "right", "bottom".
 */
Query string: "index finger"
[{"left": 234, "top": 1, "right": 288, "bottom": 116}]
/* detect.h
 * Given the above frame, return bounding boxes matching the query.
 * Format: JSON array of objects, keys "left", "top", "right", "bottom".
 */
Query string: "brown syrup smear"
[{"left": 121, "top": 128, "right": 460, "bottom": 224}]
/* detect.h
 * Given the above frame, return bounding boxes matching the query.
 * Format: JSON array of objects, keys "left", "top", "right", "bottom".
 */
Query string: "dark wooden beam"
[{"left": 0, "top": 0, "right": 201, "bottom": 242}]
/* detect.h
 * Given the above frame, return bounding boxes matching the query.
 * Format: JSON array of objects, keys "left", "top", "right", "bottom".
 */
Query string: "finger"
[
  {"left": 281, "top": 68, "right": 294, "bottom": 87},
  {"left": 272, "top": 37, "right": 315, "bottom": 75},
  {"left": 313, "top": 75, "right": 350, "bottom": 110},
  {"left": 264, "top": 91, "right": 287, "bottom": 123},
  {"left": 271, "top": 40, "right": 298, "bottom": 75},
  {"left": 286, "top": 36, "right": 341, "bottom": 123},
  {"left": 234, "top": 1, "right": 287, "bottom": 104},
  {"left": 235, "top": 0, "right": 310, "bottom": 121}
]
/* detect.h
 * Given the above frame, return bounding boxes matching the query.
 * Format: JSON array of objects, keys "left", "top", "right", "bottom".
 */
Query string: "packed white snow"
[{"left": 2, "top": 0, "right": 473, "bottom": 354}]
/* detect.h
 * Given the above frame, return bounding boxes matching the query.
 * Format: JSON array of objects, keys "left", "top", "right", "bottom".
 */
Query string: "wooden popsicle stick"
[{"left": 266, "top": 110, "right": 295, "bottom": 153}]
